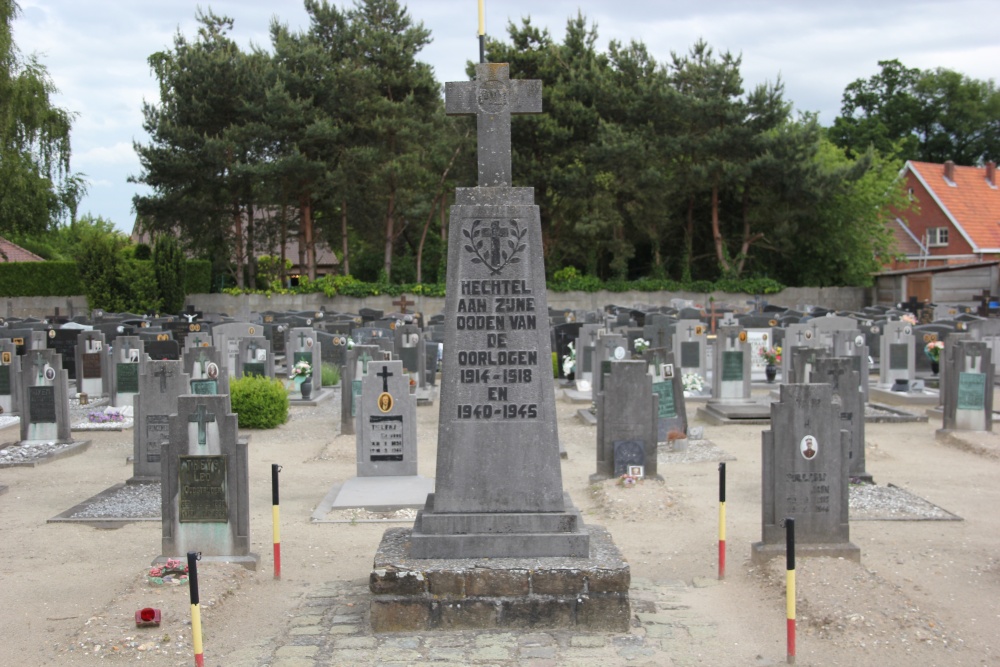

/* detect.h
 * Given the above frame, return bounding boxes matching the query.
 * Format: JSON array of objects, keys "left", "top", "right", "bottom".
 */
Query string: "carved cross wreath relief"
[{"left": 463, "top": 218, "right": 528, "bottom": 276}]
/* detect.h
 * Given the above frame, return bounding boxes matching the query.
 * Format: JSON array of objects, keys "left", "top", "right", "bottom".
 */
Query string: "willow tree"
[{"left": 0, "top": 0, "right": 84, "bottom": 236}]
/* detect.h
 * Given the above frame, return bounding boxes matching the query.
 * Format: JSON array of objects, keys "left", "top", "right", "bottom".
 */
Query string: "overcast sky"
[{"left": 12, "top": 0, "right": 999, "bottom": 233}]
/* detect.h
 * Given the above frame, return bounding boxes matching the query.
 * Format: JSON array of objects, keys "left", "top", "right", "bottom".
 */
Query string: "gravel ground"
[
  {"left": 70, "top": 482, "right": 160, "bottom": 519},
  {"left": 0, "top": 441, "right": 80, "bottom": 465},
  {"left": 849, "top": 483, "right": 960, "bottom": 521}
]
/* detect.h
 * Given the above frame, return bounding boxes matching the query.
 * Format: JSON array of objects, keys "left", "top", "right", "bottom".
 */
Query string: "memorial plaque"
[
  {"left": 116, "top": 363, "right": 139, "bottom": 393},
  {"left": 957, "top": 372, "right": 987, "bottom": 410},
  {"left": 178, "top": 455, "right": 228, "bottom": 522},
  {"left": 400, "top": 346, "right": 419, "bottom": 373},
  {"left": 889, "top": 343, "right": 909, "bottom": 370},
  {"left": 243, "top": 362, "right": 266, "bottom": 377},
  {"left": 0, "top": 365, "right": 9, "bottom": 395},
  {"left": 191, "top": 379, "right": 218, "bottom": 395},
  {"left": 351, "top": 379, "right": 362, "bottom": 417},
  {"left": 29, "top": 386, "right": 57, "bottom": 423},
  {"left": 681, "top": 341, "right": 700, "bottom": 368},
  {"left": 613, "top": 440, "right": 645, "bottom": 477},
  {"left": 721, "top": 351, "right": 744, "bottom": 382},
  {"left": 368, "top": 415, "right": 404, "bottom": 462},
  {"left": 652, "top": 381, "right": 677, "bottom": 419},
  {"left": 82, "top": 352, "right": 102, "bottom": 379},
  {"left": 146, "top": 414, "right": 170, "bottom": 463}
]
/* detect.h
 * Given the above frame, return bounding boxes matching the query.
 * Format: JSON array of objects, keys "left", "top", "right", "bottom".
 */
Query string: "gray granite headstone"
[
  {"left": 0, "top": 340, "right": 22, "bottom": 416},
  {"left": 781, "top": 322, "right": 823, "bottom": 384},
  {"left": 75, "top": 330, "right": 106, "bottom": 397},
  {"left": 19, "top": 349, "right": 72, "bottom": 443},
  {"left": 411, "top": 62, "right": 587, "bottom": 559},
  {"left": 341, "top": 345, "right": 380, "bottom": 437},
  {"left": 649, "top": 352, "right": 687, "bottom": 442},
  {"left": 159, "top": 395, "right": 256, "bottom": 568},
  {"left": 286, "top": 327, "right": 321, "bottom": 395},
  {"left": 879, "top": 321, "right": 915, "bottom": 386},
  {"left": 212, "top": 321, "right": 261, "bottom": 378},
  {"left": 813, "top": 357, "right": 868, "bottom": 482},
  {"left": 355, "top": 360, "right": 417, "bottom": 476},
  {"left": 673, "top": 319, "right": 707, "bottom": 380},
  {"left": 132, "top": 360, "right": 190, "bottom": 482},
  {"left": 182, "top": 345, "right": 230, "bottom": 401},
  {"left": 235, "top": 336, "right": 274, "bottom": 380},
  {"left": 710, "top": 326, "right": 751, "bottom": 401},
  {"left": 592, "top": 360, "right": 659, "bottom": 481},
  {"left": 751, "top": 383, "right": 859, "bottom": 564},
  {"left": 940, "top": 340, "right": 993, "bottom": 432},
  {"left": 111, "top": 336, "right": 144, "bottom": 409}
]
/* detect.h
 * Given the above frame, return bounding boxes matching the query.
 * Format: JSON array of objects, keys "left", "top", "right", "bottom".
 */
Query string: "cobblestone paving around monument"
[{"left": 260, "top": 577, "right": 719, "bottom": 667}]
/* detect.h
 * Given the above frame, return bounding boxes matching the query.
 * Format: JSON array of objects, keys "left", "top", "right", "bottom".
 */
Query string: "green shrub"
[
  {"left": 321, "top": 363, "right": 341, "bottom": 387},
  {"left": 230, "top": 375, "right": 289, "bottom": 429},
  {"left": 0, "top": 261, "right": 82, "bottom": 295}
]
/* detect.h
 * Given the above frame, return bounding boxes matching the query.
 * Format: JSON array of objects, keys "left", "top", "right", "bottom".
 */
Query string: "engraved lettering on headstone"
[{"left": 178, "top": 455, "right": 228, "bottom": 522}]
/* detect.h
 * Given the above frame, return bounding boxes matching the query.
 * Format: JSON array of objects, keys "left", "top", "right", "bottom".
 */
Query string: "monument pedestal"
[
  {"left": 750, "top": 540, "right": 861, "bottom": 565},
  {"left": 371, "top": 526, "right": 630, "bottom": 632},
  {"left": 697, "top": 399, "right": 771, "bottom": 424}
]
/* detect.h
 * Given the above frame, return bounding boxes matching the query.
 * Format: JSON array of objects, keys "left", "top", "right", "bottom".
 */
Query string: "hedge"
[{"left": 0, "top": 259, "right": 212, "bottom": 298}]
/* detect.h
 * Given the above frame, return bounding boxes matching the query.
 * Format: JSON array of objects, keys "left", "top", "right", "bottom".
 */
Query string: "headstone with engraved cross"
[
  {"left": 355, "top": 359, "right": 418, "bottom": 477},
  {"left": 111, "top": 335, "right": 144, "bottom": 411},
  {"left": 236, "top": 336, "right": 274, "bottom": 380},
  {"left": 285, "top": 327, "right": 321, "bottom": 396},
  {"left": 673, "top": 319, "right": 707, "bottom": 383},
  {"left": 19, "top": 349, "right": 72, "bottom": 444},
  {"left": 182, "top": 345, "right": 230, "bottom": 401},
  {"left": 158, "top": 394, "right": 257, "bottom": 569},
  {"left": 939, "top": 340, "right": 994, "bottom": 433},
  {"left": 813, "top": 356, "right": 869, "bottom": 482},
  {"left": 131, "top": 359, "right": 190, "bottom": 483},
  {"left": 341, "top": 344, "right": 380, "bottom": 437},
  {"left": 410, "top": 62, "right": 588, "bottom": 559},
  {"left": 878, "top": 321, "right": 915, "bottom": 387}
]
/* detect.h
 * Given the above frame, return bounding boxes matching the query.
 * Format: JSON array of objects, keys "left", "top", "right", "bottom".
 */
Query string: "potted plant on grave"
[
  {"left": 925, "top": 340, "right": 944, "bottom": 375},
  {"left": 290, "top": 359, "right": 313, "bottom": 399},
  {"left": 562, "top": 342, "right": 576, "bottom": 381},
  {"left": 633, "top": 337, "right": 650, "bottom": 357},
  {"left": 759, "top": 346, "right": 782, "bottom": 383}
]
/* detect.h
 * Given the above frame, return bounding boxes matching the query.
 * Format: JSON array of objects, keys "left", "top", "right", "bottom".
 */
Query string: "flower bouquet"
[
  {"left": 682, "top": 372, "right": 704, "bottom": 396},
  {"left": 148, "top": 558, "right": 188, "bottom": 585},
  {"left": 759, "top": 346, "right": 782, "bottom": 365},
  {"left": 633, "top": 338, "right": 650, "bottom": 355},
  {"left": 562, "top": 342, "right": 576, "bottom": 378},
  {"left": 924, "top": 340, "right": 944, "bottom": 362},
  {"left": 289, "top": 359, "right": 312, "bottom": 384},
  {"left": 87, "top": 410, "right": 124, "bottom": 424},
  {"left": 617, "top": 473, "right": 640, "bottom": 488}
]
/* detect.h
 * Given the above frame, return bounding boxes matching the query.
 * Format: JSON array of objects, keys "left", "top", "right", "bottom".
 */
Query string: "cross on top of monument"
[
  {"left": 392, "top": 295, "right": 414, "bottom": 314},
  {"left": 153, "top": 365, "right": 174, "bottom": 392},
  {"left": 376, "top": 365, "right": 394, "bottom": 393},
  {"left": 445, "top": 63, "right": 542, "bottom": 187},
  {"left": 188, "top": 403, "right": 216, "bottom": 446}
]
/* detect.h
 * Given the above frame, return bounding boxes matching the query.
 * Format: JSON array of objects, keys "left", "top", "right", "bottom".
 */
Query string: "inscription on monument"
[
  {"left": 82, "top": 353, "right": 102, "bottom": 379},
  {"left": 652, "top": 381, "right": 677, "bottom": 419},
  {"left": 0, "top": 365, "right": 9, "bottom": 395},
  {"left": 243, "top": 362, "right": 266, "bottom": 377},
  {"left": 116, "top": 363, "right": 139, "bottom": 393},
  {"left": 680, "top": 341, "right": 700, "bottom": 368},
  {"left": 721, "top": 351, "right": 744, "bottom": 382},
  {"left": 191, "top": 379, "right": 218, "bottom": 395},
  {"left": 178, "top": 455, "right": 228, "bottom": 522},
  {"left": 368, "top": 415, "right": 404, "bottom": 462},
  {"left": 888, "top": 343, "right": 909, "bottom": 371},
  {"left": 957, "top": 372, "right": 987, "bottom": 410},
  {"left": 29, "top": 386, "right": 57, "bottom": 423},
  {"left": 146, "top": 414, "right": 170, "bottom": 463}
]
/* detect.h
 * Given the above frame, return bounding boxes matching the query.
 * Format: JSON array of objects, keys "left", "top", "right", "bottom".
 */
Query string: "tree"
[
  {"left": 153, "top": 235, "right": 186, "bottom": 313},
  {"left": 0, "top": 0, "right": 85, "bottom": 235}
]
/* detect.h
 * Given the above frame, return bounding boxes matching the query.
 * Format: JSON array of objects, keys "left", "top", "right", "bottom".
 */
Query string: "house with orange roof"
[
  {"left": 877, "top": 160, "right": 1000, "bottom": 307},
  {"left": 0, "top": 237, "right": 45, "bottom": 263}
]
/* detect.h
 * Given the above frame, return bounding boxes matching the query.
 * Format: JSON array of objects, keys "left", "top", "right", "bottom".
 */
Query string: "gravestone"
[
  {"left": 879, "top": 321, "right": 915, "bottom": 386},
  {"left": 394, "top": 323, "right": 425, "bottom": 387},
  {"left": 650, "top": 353, "right": 687, "bottom": 442},
  {"left": 75, "top": 330, "right": 106, "bottom": 397},
  {"left": 673, "top": 319, "right": 707, "bottom": 382},
  {"left": 182, "top": 345, "right": 230, "bottom": 399},
  {"left": 751, "top": 383, "right": 859, "bottom": 564},
  {"left": 159, "top": 395, "right": 257, "bottom": 569},
  {"left": 286, "top": 327, "right": 321, "bottom": 396},
  {"left": 744, "top": 327, "right": 773, "bottom": 380},
  {"left": 574, "top": 323, "right": 603, "bottom": 382},
  {"left": 592, "top": 360, "right": 659, "bottom": 481},
  {"left": 781, "top": 322, "right": 823, "bottom": 384},
  {"left": 46, "top": 328, "right": 80, "bottom": 381},
  {"left": 831, "top": 329, "right": 871, "bottom": 402},
  {"left": 813, "top": 357, "right": 869, "bottom": 482},
  {"left": 144, "top": 337, "right": 181, "bottom": 361},
  {"left": 699, "top": 326, "right": 770, "bottom": 423},
  {"left": 235, "top": 336, "right": 274, "bottom": 380},
  {"left": 111, "top": 336, "right": 143, "bottom": 410},
  {"left": 316, "top": 331, "right": 348, "bottom": 371},
  {"left": 354, "top": 360, "right": 418, "bottom": 475},
  {"left": 409, "top": 62, "right": 589, "bottom": 560},
  {"left": 19, "top": 349, "right": 72, "bottom": 444},
  {"left": 131, "top": 360, "right": 190, "bottom": 483},
  {"left": 0, "top": 340, "right": 21, "bottom": 415},
  {"left": 939, "top": 340, "right": 993, "bottom": 433},
  {"left": 341, "top": 345, "right": 379, "bottom": 437},
  {"left": 212, "top": 322, "right": 260, "bottom": 378}
]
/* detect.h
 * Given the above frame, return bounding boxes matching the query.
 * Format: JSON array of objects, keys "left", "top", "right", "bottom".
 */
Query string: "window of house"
[
  {"left": 926, "top": 227, "right": 949, "bottom": 247},
  {"left": 907, "top": 187, "right": 915, "bottom": 201}
]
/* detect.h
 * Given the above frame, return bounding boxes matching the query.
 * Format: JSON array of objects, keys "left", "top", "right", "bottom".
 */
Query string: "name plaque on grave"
[
  {"left": 178, "top": 455, "right": 228, "bottom": 522},
  {"left": 0, "top": 365, "right": 9, "bottom": 395},
  {"left": 29, "top": 386, "right": 57, "bottom": 423},
  {"left": 782, "top": 470, "right": 831, "bottom": 515},
  {"left": 652, "top": 381, "right": 677, "bottom": 419},
  {"left": 146, "top": 415, "right": 169, "bottom": 462},
  {"left": 888, "top": 343, "right": 909, "bottom": 370},
  {"left": 243, "top": 362, "right": 266, "bottom": 377},
  {"left": 116, "top": 363, "right": 139, "bottom": 393},
  {"left": 368, "top": 415, "right": 404, "bottom": 462},
  {"left": 191, "top": 379, "right": 218, "bottom": 395},
  {"left": 293, "top": 351, "right": 311, "bottom": 366},
  {"left": 613, "top": 440, "right": 645, "bottom": 477},
  {"left": 580, "top": 345, "right": 593, "bottom": 373},
  {"left": 957, "top": 372, "right": 986, "bottom": 410},
  {"left": 680, "top": 341, "right": 700, "bottom": 368},
  {"left": 721, "top": 351, "right": 744, "bottom": 382},
  {"left": 400, "top": 346, "right": 419, "bottom": 373},
  {"left": 82, "top": 353, "right": 102, "bottom": 379}
]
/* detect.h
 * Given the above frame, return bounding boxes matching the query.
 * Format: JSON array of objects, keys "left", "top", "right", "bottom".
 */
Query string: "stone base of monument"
[
  {"left": 415, "top": 387, "right": 435, "bottom": 406},
  {"left": 697, "top": 400, "right": 771, "bottom": 425},
  {"left": 288, "top": 386, "right": 335, "bottom": 407},
  {"left": 409, "top": 493, "right": 590, "bottom": 559},
  {"left": 152, "top": 553, "right": 260, "bottom": 571},
  {"left": 370, "top": 526, "right": 630, "bottom": 633},
  {"left": 869, "top": 385, "right": 938, "bottom": 406},
  {"left": 318, "top": 475, "right": 435, "bottom": 514},
  {"left": 750, "top": 540, "right": 861, "bottom": 565},
  {"left": 575, "top": 408, "right": 597, "bottom": 426},
  {"left": 0, "top": 440, "right": 91, "bottom": 469},
  {"left": 561, "top": 387, "right": 593, "bottom": 404}
]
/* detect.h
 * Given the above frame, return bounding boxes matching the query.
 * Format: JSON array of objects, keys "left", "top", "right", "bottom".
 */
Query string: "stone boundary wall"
[{"left": 3, "top": 286, "right": 870, "bottom": 320}]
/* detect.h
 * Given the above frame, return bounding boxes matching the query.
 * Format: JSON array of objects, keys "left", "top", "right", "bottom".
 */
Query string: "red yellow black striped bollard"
[
  {"left": 187, "top": 551, "right": 204, "bottom": 667},
  {"left": 272, "top": 464, "right": 282, "bottom": 580},
  {"left": 718, "top": 462, "right": 726, "bottom": 580},
  {"left": 785, "top": 517, "right": 796, "bottom": 664}
]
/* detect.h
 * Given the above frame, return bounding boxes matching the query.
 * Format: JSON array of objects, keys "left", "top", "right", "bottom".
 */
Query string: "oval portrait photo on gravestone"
[
  {"left": 378, "top": 392, "right": 393, "bottom": 413},
  {"left": 800, "top": 434, "right": 819, "bottom": 460}
]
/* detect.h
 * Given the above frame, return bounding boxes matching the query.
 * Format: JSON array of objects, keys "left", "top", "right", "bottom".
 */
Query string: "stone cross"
[
  {"left": 247, "top": 339, "right": 259, "bottom": 359},
  {"left": 445, "top": 63, "right": 542, "bottom": 187},
  {"left": 376, "top": 365, "right": 394, "bottom": 393},
  {"left": 33, "top": 352, "right": 46, "bottom": 382},
  {"left": 297, "top": 331, "right": 308, "bottom": 350},
  {"left": 154, "top": 365, "right": 174, "bottom": 393},
  {"left": 359, "top": 351, "right": 372, "bottom": 375},
  {"left": 687, "top": 325, "right": 695, "bottom": 339},
  {"left": 487, "top": 219, "right": 509, "bottom": 265},
  {"left": 188, "top": 403, "right": 216, "bottom": 446}
]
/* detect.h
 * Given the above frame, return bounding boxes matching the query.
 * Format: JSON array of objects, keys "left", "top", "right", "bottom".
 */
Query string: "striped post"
[
  {"left": 785, "top": 518, "right": 796, "bottom": 664},
  {"left": 187, "top": 551, "right": 204, "bottom": 667},
  {"left": 272, "top": 464, "right": 282, "bottom": 580},
  {"left": 718, "top": 462, "right": 726, "bottom": 580},
  {"left": 477, "top": 0, "right": 486, "bottom": 63}
]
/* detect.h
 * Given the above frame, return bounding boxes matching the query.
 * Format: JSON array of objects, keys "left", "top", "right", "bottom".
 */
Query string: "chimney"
[
  {"left": 944, "top": 160, "right": 955, "bottom": 183},
  {"left": 987, "top": 161, "right": 996, "bottom": 187}
]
